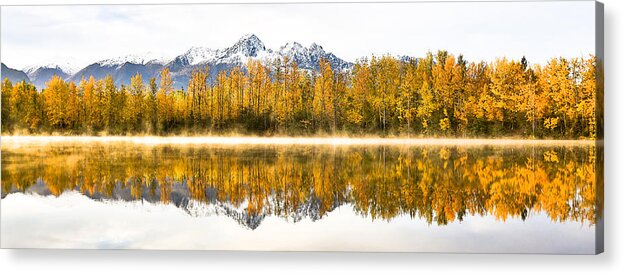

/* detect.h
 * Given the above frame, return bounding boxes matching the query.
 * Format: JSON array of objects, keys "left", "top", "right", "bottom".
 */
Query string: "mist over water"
[{"left": 1, "top": 135, "right": 595, "bottom": 146}]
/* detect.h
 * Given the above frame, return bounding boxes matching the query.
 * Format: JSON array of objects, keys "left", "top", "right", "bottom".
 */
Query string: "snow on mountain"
[
  {"left": 97, "top": 51, "right": 172, "bottom": 67},
  {"left": 168, "top": 34, "right": 353, "bottom": 70},
  {"left": 215, "top": 34, "right": 278, "bottom": 64},
  {"left": 23, "top": 58, "right": 79, "bottom": 88},
  {"left": 278, "top": 41, "right": 352, "bottom": 71},
  {"left": 182, "top": 46, "right": 218, "bottom": 65},
  {"left": 21, "top": 59, "right": 80, "bottom": 89},
  {"left": 6, "top": 34, "right": 354, "bottom": 92},
  {"left": 173, "top": 34, "right": 279, "bottom": 68},
  {"left": 22, "top": 56, "right": 84, "bottom": 77},
  {"left": 24, "top": 63, "right": 78, "bottom": 77},
  {"left": 63, "top": 34, "right": 353, "bottom": 89},
  {"left": 222, "top": 34, "right": 266, "bottom": 57}
]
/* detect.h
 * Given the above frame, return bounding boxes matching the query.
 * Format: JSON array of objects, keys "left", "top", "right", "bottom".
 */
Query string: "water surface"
[{"left": 0, "top": 138, "right": 601, "bottom": 252}]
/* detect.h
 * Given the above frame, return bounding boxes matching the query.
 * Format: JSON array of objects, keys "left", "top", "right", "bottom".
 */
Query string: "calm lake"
[{"left": 0, "top": 137, "right": 602, "bottom": 253}]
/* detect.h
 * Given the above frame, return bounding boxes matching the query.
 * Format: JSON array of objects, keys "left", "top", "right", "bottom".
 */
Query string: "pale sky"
[{"left": 0, "top": 1, "right": 596, "bottom": 70}]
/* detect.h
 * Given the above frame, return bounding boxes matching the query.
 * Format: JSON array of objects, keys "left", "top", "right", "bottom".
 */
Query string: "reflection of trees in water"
[{"left": 1, "top": 144, "right": 602, "bottom": 229}]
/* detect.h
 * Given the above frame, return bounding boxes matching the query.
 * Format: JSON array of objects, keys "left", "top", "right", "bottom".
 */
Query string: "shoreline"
[{"left": 0, "top": 135, "right": 599, "bottom": 146}]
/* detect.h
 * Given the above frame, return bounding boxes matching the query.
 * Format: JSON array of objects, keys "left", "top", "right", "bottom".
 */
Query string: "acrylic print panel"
[{"left": 0, "top": 1, "right": 604, "bottom": 253}]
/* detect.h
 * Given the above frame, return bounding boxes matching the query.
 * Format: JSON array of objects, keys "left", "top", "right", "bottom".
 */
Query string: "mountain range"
[{"left": 1, "top": 34, "right": 353, "bottom": 90}]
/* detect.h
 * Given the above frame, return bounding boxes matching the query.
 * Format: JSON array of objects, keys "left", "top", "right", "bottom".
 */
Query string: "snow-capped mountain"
[
  {"left": 24, "top": 62, "right": 78, "bottom": 76},
  {"left": 172, "top": 34, "right": 278, "bottom": 67},
  {"left": 69, "top": 52, "right": 172, "bottom": 86},
  {"left": 8, "top": 34, "right": 354, "bottom": 89},
  {"left": 172, "top": 34, "right": 351, "bottom": 72},
  {"left": 278, "top": 41, "right": 352, "bottom": 71},
  {"left": 215, "top": 34, "right": 278, "bottom": 64},
  {"left": 23, "top": 64, "right": 72, "bottom": 89},
  {"left": 164, "top": 34, "right": 284, "bottom": 87},
  {"left": 177, "top": 47, "right": 218, "bottom": 66},
  {"left": 97, "top": 52, "right": 171, "bottom": 67},
  {"left": 163, "top": 34, "right": 352, "bottom": 88},
  {"left": 20, "top": 58, "right": 82, "bottom": 89}
]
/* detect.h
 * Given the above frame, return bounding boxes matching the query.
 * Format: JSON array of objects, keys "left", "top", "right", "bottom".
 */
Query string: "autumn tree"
[
  {"left": 43, "top": 75, "right": 70, "bottom": 129},
  {"left": 312, "top": 58, "right": 335, "bottom": 131},
  {"left": 126, "top": 73, "right": 145, "bottom": 132},
  {"left": 1, "top": 78, "right": 13, "bottom": 131},
  {"left": 156, "top": 68, "right": 174, "bottom": 133}
]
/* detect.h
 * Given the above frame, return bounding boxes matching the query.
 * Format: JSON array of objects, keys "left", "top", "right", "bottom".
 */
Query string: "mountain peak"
[
  {"left": 228, "top": 34, "right": 266, "bottom": 57},
  {"left": 238, "top": 33, "right": 262, "bottom": 44},
  {"left": 309, "top": 43, "right": 325, "bottom": 53},
  {"left": 24, "top": 63, "right": 68, "bottom": 76},
  {"left": 23, "top": 57, "right": 81, "bottom": 76}
]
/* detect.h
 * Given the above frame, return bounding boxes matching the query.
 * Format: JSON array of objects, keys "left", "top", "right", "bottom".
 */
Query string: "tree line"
[{"left": 1, "top": 51, "right": 599, "bottom": 138}]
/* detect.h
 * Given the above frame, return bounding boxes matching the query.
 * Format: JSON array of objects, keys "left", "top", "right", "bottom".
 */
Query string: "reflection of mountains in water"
[
  {"left": 1, "top": 144, "right": 602, "bottom": 229},
  {"left": 7, "top": 179, "right": 340, "bottom": 230}
]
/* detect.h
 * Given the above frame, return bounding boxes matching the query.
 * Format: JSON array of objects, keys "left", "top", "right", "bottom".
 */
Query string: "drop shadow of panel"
[
  {"left": 594, "top": 1, "right": 604, "bottom": 255},
  {"left": 4, "top": 248, "right": 616, "bottom": 268}
]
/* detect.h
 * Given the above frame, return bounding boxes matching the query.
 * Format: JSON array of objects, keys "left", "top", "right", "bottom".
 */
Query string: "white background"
[{"left": 0, "top": 0, "right": 621, "bottom": 273}]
